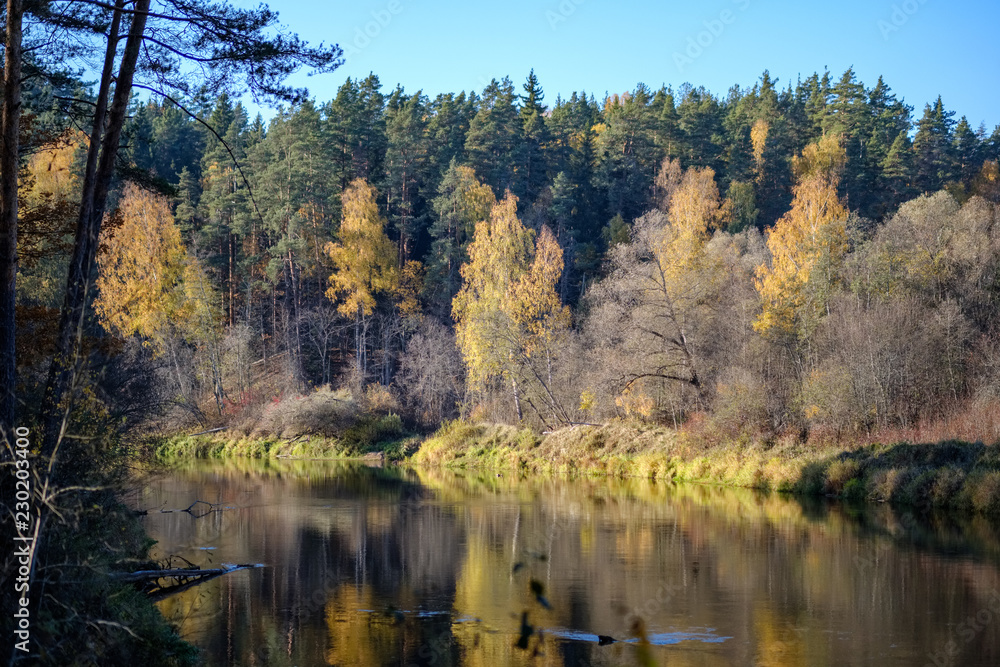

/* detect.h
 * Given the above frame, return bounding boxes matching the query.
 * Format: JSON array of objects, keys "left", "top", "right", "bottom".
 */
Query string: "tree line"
[{"left": 15, "top": 65, "right": 1000, "bottom": 435}]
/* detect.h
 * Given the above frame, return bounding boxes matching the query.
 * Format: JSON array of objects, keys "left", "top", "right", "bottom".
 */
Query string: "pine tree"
[
  {"left": 826, "top": 68, "right": 873, "bottom": 214},
  {"left": 953, "top": 116, "right": 982, "bottom": 189},
  {"left": 867, "top": 76, "right": 913, "bottom": 217},
  {"left": 427, "top": 91, "right": 476, "bottom": 185},
  {"left": 465, "top": 77, "right": 522, "bottom": 196},
  {"left": 881, "top": 131, "right": 916, "bottom": 207},
  {"left": 326, "top": 76, "right": 388, "bottom": 200},
  {"left": 548, "top": 91, "right": 601, "bottom": 237},
  {"left": 198, "top": 94, "right": 250, "bottom": 326},
  {"left": 675, "top": 84, "right": 723, "bottom": 172},
  {"left": 250, "top": 100, "right": 331, "bottom": 379},
  {"left": 519, "top": 69, "right": 551, "bottom": 202},
  {"left": 913, "top": 96, "right": 957, "bottom": 192},
  {"left": 548, "top": 171, "right": 578, "bottom": 300},
  {"left": 803, "top": 70, "right": 833, "bottom": 137},
  {"left": 595, "top": 84, "right": 659, "bottom": 219},
  {"left": 385, "top": 87, "right": 430, "bottom": 263}
]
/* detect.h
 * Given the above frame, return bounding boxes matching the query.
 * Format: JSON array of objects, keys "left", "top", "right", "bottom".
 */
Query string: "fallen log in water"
[{"left": 115, "top": 563, "right": 262, "bottom": 601}]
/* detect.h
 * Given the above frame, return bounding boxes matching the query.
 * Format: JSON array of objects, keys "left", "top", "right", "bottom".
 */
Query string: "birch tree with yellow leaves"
[
  {"left": 452, "top": 193, "right": 570, "bottom": 424},
  {"left": 95, "top": 183, "right": 225, "bottom": 412},
  {"left": 95, "top": 185, "right": 187, "bottom": 348},
  {"left": 325, "top": 178, "right": 398, "bottom": 379},
  {"left": 754, "top": 134, "right": 849, "bottom": 341}
]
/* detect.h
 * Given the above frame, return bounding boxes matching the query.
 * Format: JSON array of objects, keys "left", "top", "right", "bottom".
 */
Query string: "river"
[{"left": 135, "top": 458, "right": 1000, "bottom": 666}]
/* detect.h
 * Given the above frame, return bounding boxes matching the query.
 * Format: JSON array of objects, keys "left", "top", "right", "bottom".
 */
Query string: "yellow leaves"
[
  {"left": 511, "top": 225, "right": 571, "bottom": 352},
  {"left": 95, "top": 183, "right": 218, "bottom": 352},
  {"left": 325, "top": 178, "right": 398, "bottom": 318},
  {"left": 395, "top": 259, "right": 425, "bottom": 320},
  {"left": 18, "top": 130, "right": 85, "bottom": 273},
  {"left": 616, "top": 386, "right": 654, "bottom": 418},
  {"left": 792, "top": 133, "right": 846, "bottom": 184},
  {"left": 25, "top": 130, "right": 85, "bottom": 202},
  {"left": 95, "top": 184, "right": 186, "bottom": 347},
  {"left": 754, "top": 137, "right": 849, "bottom": 338},
  {"left": 750, "top": 119, "right": 769, "bottom": 173},
  {"left": 652, "top": 165, "right": 724, "bottom": 297},
  {"left": 452, "top": 192, "right": 568, "bottom": 391},
  {"left": 666, "top": 166, "right": 722, "bottom": 240}
]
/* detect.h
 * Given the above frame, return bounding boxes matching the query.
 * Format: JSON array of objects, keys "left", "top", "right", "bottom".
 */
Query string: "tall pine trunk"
[
  {"left": 0, "top": 0, "right": 24, "bottom": 445},
  {"left": 41, "top": 0, "right": 148, "bottom": 460},
  {"left": 1, "top": 4, "right": 24, "bottom": 660}
]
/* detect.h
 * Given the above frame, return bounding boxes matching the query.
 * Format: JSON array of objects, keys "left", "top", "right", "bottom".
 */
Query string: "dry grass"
[
  {"left": 858, "top": 399, "right": 1000, "bottom": 449},
  {"left": 409, "top": 417, "right": 1000, "bottom": 515}
]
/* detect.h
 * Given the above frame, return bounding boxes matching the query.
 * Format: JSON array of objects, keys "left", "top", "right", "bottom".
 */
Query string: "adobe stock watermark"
[
  {"left": 674, "top": 0, "right": 752, "bottom": 74},
  {"left": 546, "top": 0, "right": 588, "bottom": 31},
  {"left": 877, "top": 0, "right": 931, "bottom": 40},
  {"left": 342, "top": 0, "right": 406, "bottom": 61},
  {"left": 11, "top": 426, "right": 35, "bottom": 654},
  {"left": 925, "top": 589, "right": 1000, "bottom": 667}
]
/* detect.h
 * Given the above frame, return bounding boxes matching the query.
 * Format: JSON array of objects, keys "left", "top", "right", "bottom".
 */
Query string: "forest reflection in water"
[{"left": 136, "top": 459, "right": 1000, "bottom": 666}]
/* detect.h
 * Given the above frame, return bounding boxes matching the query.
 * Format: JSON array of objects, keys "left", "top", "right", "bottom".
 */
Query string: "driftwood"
[
  {"left": 159, "top": 500, "right": 229, "bottom": 517},
  {"left": 115, "top": 563, "right": 261, "bottom": 601},
  {"left": 186, "top": 426, "right": 229, "bottom": 437}
]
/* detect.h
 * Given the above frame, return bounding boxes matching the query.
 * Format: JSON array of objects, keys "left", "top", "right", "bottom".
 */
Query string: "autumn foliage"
[{"left": 754, "top": 134, "right": 849, "bottom": 338}]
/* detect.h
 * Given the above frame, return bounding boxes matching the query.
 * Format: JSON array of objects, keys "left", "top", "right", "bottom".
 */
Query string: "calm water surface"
[{"left": 135, "top": 459, "right": 1000, "bottom": 666}]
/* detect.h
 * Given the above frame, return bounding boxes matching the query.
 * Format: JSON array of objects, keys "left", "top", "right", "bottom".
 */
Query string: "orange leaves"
[{"left": 754, "top": 136, "right": 848, "bottom": 338}]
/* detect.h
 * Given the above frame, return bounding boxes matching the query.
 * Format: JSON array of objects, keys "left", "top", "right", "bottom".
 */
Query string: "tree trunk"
[
  {"left": 512, "top": 376, "right": 523, "bottom": 422},
  {"left": 1, "top": 3, "right": 24, "bottom": 663},
  {"left": 286, "top": 248, "right": 303, "bottom": 388},
  {"left": 0, "top": 0, "right": 24, "bottom": 446},
  {"left": 41, "top": 0, "right": 148, "bottom": 460}
]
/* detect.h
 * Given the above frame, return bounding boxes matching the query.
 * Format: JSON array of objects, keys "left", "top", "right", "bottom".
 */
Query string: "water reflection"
[{"left": 135, "top": 460, "right": 1000, "bottom": 666}]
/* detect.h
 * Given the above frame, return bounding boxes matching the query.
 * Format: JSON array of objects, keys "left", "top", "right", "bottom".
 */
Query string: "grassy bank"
[
  {"left": 411, "top": 420, "right": 1000, "bottom": 515},
  {"left": 152, "top": 411, "right": 419, "bottom": 463},
  {"left": 152, "top": 407, "right": 1000, "bottom": 515}
]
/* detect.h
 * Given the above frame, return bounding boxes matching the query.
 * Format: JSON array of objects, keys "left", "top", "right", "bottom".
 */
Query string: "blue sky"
[{"left": 248, "top": 0, "right": 999, "bottom": 130}]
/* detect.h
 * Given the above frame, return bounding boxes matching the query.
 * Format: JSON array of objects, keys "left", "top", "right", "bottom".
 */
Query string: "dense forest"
[
  {"left": 16, "top": 66, "right": 1000, "bottom": 437},
  {"left": 3, "top": 3, "right": 1000, "bottom": 661}
]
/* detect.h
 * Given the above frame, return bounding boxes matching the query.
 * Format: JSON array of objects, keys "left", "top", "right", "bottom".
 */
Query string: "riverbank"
[
  {"left": 413, "top": 421, "right": 1000, "bottom": 514},
  {"left": 152, "top": 419, "right": 1000, "bottom": 515},
  {"left": 152, "top": 411, "right": 419, "bottom": 462}
]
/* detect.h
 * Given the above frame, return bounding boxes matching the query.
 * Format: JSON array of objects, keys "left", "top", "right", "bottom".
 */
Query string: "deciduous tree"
[
  {"left": 326, "top": 178, "right": 397, "bottom": 378},
  {"left": 452, "top": 193, "right": 569, "bottom": 423},
  {"left": 754, "top": 135, "right": 849, "bottom": 340}
]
